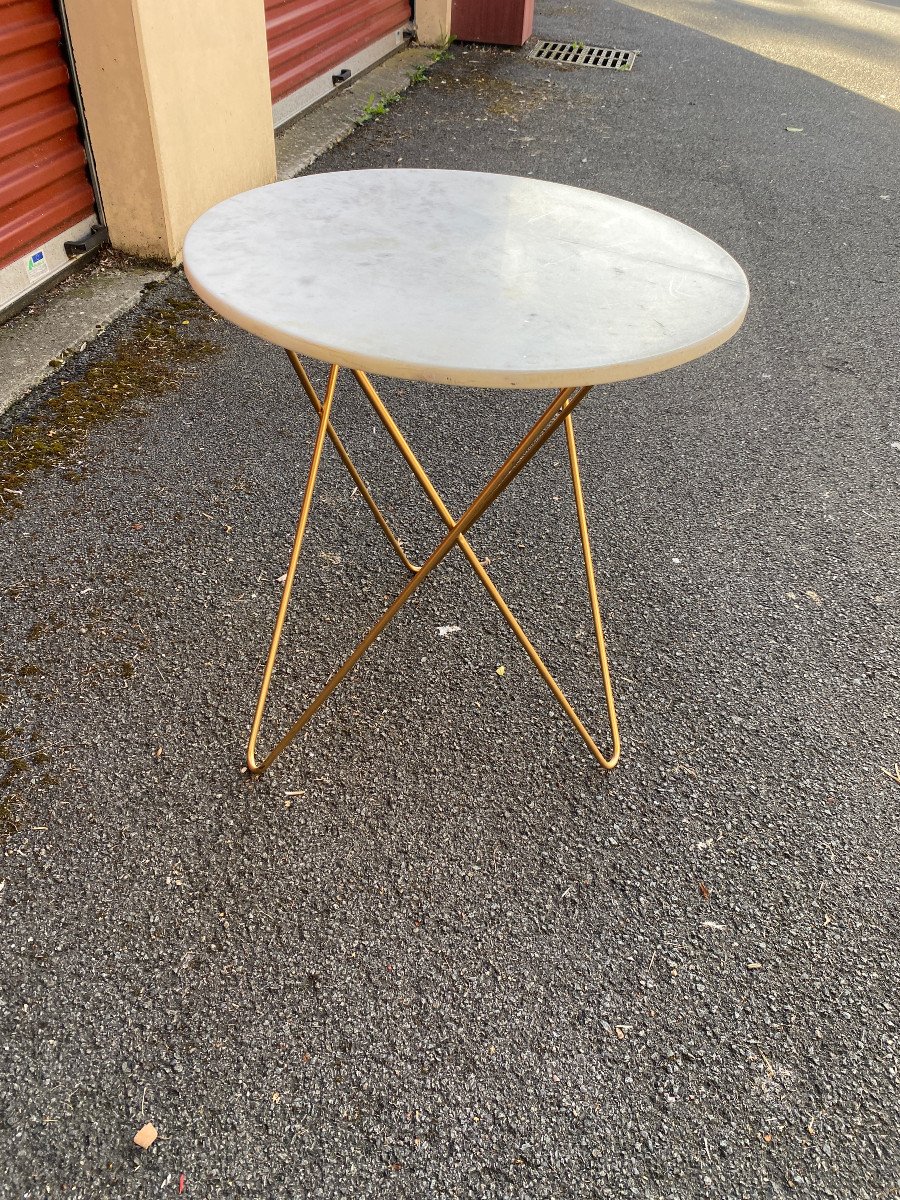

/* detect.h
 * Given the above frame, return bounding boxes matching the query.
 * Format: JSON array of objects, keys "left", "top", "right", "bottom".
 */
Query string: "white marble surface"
[{"left": 183, "top": 170, "right": 749, "bottom": 389}]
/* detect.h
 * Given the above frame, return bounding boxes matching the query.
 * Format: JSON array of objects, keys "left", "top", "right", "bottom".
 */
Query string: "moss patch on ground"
[
  {"left": 0, "top": 287, "right": 222, "bottom": 842},
  {"left": 0, "top": 722, "right": 52, "bottom": 844},
  {"left": 0, "top": 294, "right": 220, "bottom": 522}
]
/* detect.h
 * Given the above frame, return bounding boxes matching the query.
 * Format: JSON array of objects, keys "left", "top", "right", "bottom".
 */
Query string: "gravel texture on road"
[{"left": 1, "top": 1, "right": 898, "bottom": 1196}]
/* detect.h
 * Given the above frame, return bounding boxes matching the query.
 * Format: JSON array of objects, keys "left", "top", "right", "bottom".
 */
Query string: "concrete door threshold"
[
  {"left": 275, "top": 44, "right": 436, "bottom": 180},
  {"left": 0, "top": 44, "right": 438, "bottom": 419}
]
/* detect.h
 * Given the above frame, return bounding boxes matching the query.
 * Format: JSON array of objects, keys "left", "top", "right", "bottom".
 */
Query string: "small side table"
[{"left": 184, "top": 169, "right": 748, "bottom": 775}]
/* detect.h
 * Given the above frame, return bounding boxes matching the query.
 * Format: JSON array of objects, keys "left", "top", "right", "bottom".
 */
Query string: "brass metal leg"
[
  {"left": 246, "top": 363, "right": 339, "bottom": 773},
  {"left": 564, "top": 412, "right": 620, "bottom": 768},
  {"left": 245, "top": 356, "right": 620, "bottom": 775},
  {"left": 353, "top": 369, "right": 619, "bottom": 769}
]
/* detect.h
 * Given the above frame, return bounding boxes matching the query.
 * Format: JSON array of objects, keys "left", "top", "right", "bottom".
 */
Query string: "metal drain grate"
[{"left": 529, "top": 41, "right": 637, "bottom": 70}]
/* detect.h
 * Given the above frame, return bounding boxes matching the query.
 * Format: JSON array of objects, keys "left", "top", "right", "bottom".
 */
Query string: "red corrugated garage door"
[
  {"left": 266, "top": 0, "right": 412, "bottom": 112},
  {"left": 0, "top": 0, "right": 97, "bottom": 313}
]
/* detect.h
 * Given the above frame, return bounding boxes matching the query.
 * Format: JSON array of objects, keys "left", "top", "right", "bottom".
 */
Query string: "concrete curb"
[{"left": 0, "top": 262, "right": 165, "bottom": 419}]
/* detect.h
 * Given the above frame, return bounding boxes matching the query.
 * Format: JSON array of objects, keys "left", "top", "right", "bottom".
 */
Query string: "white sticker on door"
[{"left": 25, "top": 248, "right": 50, "bottom": 280}]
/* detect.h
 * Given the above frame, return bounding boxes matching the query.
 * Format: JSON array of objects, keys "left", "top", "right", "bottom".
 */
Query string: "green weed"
[{"left": 356, "top": 90, "right": 403, "bottom": 124}]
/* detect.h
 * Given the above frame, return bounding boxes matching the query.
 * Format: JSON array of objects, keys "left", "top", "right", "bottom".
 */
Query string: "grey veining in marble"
[{"left": 183, "top": 170, "right": 749, "bottom": 388}]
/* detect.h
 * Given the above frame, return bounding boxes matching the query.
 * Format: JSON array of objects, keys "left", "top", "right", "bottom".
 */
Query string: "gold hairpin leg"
[
  {"left": 246, "top": 363, "right": 339, "bottom": 772},
  {"left": 245, "top": 356, "right": 620, "bottom": 774},
  {"left": 352, "top": 369, "right": 619, "bottom": 769},
  {"left": 565, "top": 411, "right": 620, "bottom": 767}
]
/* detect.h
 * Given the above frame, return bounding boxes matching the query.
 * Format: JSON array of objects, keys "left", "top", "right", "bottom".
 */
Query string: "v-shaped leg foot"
[
  {"left": 561, "top": 411, "right": 620, "bottom": 768},
  {"left": 246, "top": 364, "right": 340, "bottom": 773}
]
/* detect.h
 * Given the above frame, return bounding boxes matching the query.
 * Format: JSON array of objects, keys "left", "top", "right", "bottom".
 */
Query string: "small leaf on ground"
[{"left": 133, "top": 1122, "right": 158, "bottom": 1150}]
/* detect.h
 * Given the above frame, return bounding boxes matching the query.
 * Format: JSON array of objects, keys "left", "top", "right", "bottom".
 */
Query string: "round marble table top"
[{"left": 183, "top": 169, "right": 749, "bottom": 390}]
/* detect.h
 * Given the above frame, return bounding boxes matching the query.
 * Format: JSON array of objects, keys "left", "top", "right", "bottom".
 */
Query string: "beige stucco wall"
[
  {"left": 63, "top": 0, "right": 167, "bottom": 257},
  {"left": 65, "top": 0, "right": 276, "bottom": 262},
  {"left": 416, "top": 0, "right": 453, "bottom": 45}
]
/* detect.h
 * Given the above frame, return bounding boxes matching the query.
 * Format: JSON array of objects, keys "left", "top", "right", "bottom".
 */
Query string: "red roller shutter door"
[
  {"left": 266, "top": 0, "right": 412, "bottom": 111},
  {"left": 0, "top": 0, "right": 98, "bottom": 314}
]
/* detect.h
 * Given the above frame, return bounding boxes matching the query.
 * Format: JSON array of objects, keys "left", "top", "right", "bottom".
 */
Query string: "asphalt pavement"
[{"left": 1, "top": 1, "right": 898, "bottom": 1196}]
